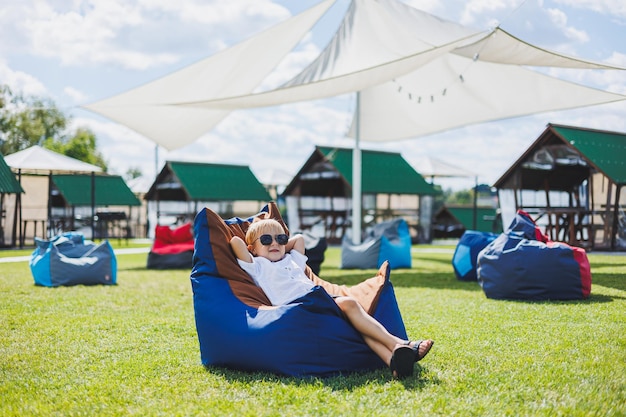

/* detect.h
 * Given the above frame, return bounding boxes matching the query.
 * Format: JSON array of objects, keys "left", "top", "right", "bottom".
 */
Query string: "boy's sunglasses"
[{"left": 255, "top": 234, "right": 289, "bottom": 246}]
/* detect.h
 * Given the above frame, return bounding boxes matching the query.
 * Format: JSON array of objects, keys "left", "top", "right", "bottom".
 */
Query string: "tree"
[
  {"left": 42, "top": 128, "right": 108, "bottom": 171},
  {"left": 447, "top": 189, "right": 473, "bottom": 205},
  {"left": 1, "top": 84, "right": 107, "bottom": 171},
  {"left": 125, "top": 167, "right": 143, "bottom": 181},
  {"left": 0, "top": 85, "right": 67, "bottom": 155}
]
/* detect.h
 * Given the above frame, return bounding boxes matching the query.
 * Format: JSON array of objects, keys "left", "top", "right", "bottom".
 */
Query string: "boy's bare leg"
[
  {"left": 360, "top": 335, "right": 394, "bottom": 366},
  {"left": 334, "top": 296, "right": 434, "bottom": 364},
  {"left": 334, "top": 296, "right": 405, "bottom": 352}
]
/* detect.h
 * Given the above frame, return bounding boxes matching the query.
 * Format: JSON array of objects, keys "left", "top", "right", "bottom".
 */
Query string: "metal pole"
[
  {"left": 154, "top": 144, "right": 159, "bottom": 179},
  {"left": 12, "top": 169, "right": 21, "bottom": 247},
  {"left": 473, "top": 176, "right": 478, "bottom": 230},
  {"left": 47, "top": 172, "right": 52, "bottom": 239},
  {"left": 91, "top": 172, "right": 96, "bottom": 240},
  {"left": 352, "top": 91, "right": 362, "bottom": 244}
]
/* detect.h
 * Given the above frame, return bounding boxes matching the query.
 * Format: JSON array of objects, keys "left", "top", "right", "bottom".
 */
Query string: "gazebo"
[
  {"left": 0, "top": 154, "right": 24, "bottom": 247},
  {"left": 3, "top": 146, "right": 107, "bottom": 246},
  {"left": 49, "top": 174, "right": 141, "bottom": 242},
  {"left": 281, "top": 146, "right": 436, "bottom": 243},
  {"left": 144, "top": 161, "right": 272, "bottom": 226},
  {"left": 493, "top": 123, "right": 626, "bottom": 250},
  {"left": 432, "top": 206, "right": 500, "bottom": 239}
]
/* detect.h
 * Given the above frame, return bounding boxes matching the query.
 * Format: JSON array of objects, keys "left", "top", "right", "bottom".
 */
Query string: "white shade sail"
[
  {"left": 83, "top": 0, "right": 336, "bottom": 151},
  {"left": 350, "top": 52, "right": 625, "bottom": 141},
  {"left": 84, "top": 0, "right": 626, "bottom": 150}
]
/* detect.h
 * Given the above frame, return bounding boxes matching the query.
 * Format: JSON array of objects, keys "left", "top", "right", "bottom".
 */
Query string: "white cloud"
[
  {"left": 19, "top": 0, "right": 182, "bottom": 70},
  {"left": 545, "top": 7, "right": 589, "bottom": 43},
  {"left": 172, "top": 0, "right": 289, "bottom": 26},
  {"left": 0, "top": 0, "right": 292, "bottom": 71},
  {"left": 63, "top": 86, "right": 88, "bottom": 103},
  {"left": 553, "top": 0, "right": 626, "bottom": 19},
  {"left": 72, "top": 115, "right": 159, "bottom": 177},
  {"left": 459, "top": 0, "right": 509, "bottom": 26},
  {"left": 0, "top": 60, "right": 48, "bottom": 96}
]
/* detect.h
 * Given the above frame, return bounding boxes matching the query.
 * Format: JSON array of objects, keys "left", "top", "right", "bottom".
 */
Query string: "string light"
[
  {"left": 386, "top": 26, "right": 504, "bottom": 109},
  {"left": 390, "top": 67, "right": 473, "bottom": 104}
]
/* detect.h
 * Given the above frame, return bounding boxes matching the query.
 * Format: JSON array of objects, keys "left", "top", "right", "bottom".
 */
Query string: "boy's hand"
[
  {"left": 286, "top": 234, "right": 305, "bottom": 255},
  {"left": 230, "top": 236, "right": 253, "bottom": 263},
  {"left": 253, "top": 212, "right": 268, "bottom": 223}
]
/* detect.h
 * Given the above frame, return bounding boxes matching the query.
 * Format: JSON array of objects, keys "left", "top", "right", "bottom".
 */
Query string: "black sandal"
[
  {"left": 408, "top": 340, "right": 434, "bottom": 362},
  {"left": 390, "top": 345, "right": 414, "bottom": 378}
]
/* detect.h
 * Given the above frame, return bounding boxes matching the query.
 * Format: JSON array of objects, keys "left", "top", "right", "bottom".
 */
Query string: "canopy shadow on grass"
[
  {"left": 483, "top": 293, "right": 616, "bottom": 305},
  {"left": 589, "top": 270, "right": 626, "bottom": 292},
  {"left": 203, "top": 363, "right": 440, "bottom": 391},
  {"left": 387, "top": 271, "right": 480, "bottom": 291},
  {"left": 118, "top": 265, "right": 192, "bottom": 272},
  {"left": 322, "top": 268, "right": 480, "bottom": 292},
  {"left": 588, "top": 293, "right": 625, "bottom": 302}
]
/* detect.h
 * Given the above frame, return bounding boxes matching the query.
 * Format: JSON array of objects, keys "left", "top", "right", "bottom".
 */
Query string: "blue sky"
[{"left": 1, "top": 0, "right": 625, "bottom": 191}]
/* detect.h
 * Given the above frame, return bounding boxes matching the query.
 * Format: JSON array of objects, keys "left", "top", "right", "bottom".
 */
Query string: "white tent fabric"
[
  {"left": 84, "top": 0, "right": 626, "bottom": 149},
  {"left": 4, "top": 146, "right": 103, "bottom": 172},
  {"left": 177, "top": 1, "right": 625, "bottom": 142},
  {"left": 82, "top": 0, "right": 335, "bottom": 151},
  {"left": 350, "top": 53, "right": 625, "bottom": 141},
  {"left": 281, "top": 0, "right": 482, "bottom": 84},
  {"left": 451, "top": 28, "right": 622, "bottom": 69}
]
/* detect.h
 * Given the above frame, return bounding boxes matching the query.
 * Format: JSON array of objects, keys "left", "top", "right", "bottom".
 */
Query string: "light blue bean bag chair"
[
  {"left": 191, "top": 202, "right": 408, "bottom": 377},
  {"left": 340, "top": 218, "right": 412, "bottom": 269},
  {"left": 30, "top": 232, "right": 117, "bottom": 287}
]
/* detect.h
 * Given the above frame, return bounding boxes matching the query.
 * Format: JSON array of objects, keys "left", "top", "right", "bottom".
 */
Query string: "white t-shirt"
[{"left": 237, "top": 250, "right": 315, "bottom": 306}]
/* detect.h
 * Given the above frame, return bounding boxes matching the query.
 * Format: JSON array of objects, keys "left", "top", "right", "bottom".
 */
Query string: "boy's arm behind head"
[
  {"left": 286, "top": 234, "right": 305, "bottom": 255},
  {"left": 230, "top": 235, "right": 253, "bottom": 263}
]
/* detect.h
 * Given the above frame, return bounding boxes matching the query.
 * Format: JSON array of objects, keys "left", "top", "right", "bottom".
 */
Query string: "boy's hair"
[{"left": 245, "top": 219, "right": 285, "bottom": 245}]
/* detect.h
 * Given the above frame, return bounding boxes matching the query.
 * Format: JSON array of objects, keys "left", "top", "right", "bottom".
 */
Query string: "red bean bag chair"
[{"left": 147, "top": 223, "right": 195, "bottom": 269}]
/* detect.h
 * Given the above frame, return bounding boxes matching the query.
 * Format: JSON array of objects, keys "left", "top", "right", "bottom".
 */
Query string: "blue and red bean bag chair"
[
  {"left": 477, "top": 210, "right": 591, "bottom": 300},
  {"left": 191, "top": 202, "right": 408, "bottom": 377},
  {"left": 30, "top": 232, "right": 116, "bottom": 287},
  {"left": 147, "top": 222, "right": 194, "bottom": 269}
]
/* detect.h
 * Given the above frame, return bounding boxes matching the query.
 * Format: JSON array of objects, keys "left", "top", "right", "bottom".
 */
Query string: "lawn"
[{"left": 1, "top": 245, "right": 624, "bottom": 416}]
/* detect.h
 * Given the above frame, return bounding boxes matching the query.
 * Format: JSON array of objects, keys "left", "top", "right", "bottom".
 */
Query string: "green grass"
[
  {"left": 0, "top": 239, "right": 151, "bottom": 258},
  {"left": 1, "top": 246, "right": 625, "bottom": 416}
]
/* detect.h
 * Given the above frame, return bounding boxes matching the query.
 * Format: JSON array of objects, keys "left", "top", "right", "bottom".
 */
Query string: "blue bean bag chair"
[
  {"left": 477, "top": 210, "right": 591, "bottom": 300},
  {"left": 301, "top": 232, "right": 328, "bottom": 276},
  {"left": 30, "top": 232, "right": 117, "bottom": 287},
  {"left": 340, "top": 218, "right": 412, "bottom": 270},
  {"left": 191, "top": 202, "right": 408, "bottom": 377},
  {"left": 452, "top": 230, "right": 499, "bottom": 281}
]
